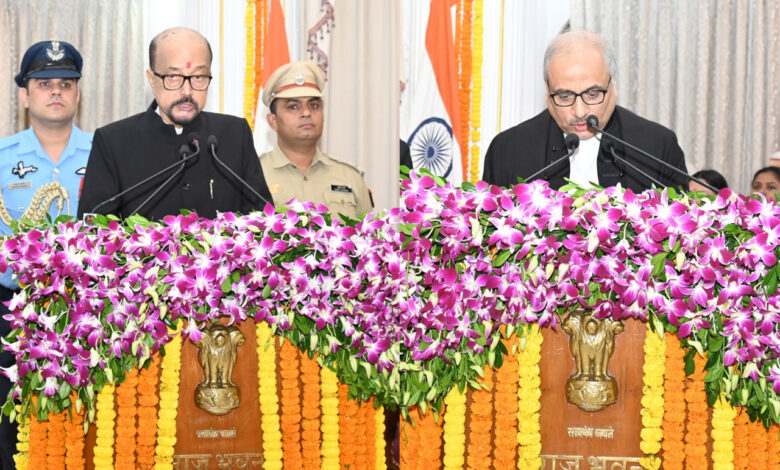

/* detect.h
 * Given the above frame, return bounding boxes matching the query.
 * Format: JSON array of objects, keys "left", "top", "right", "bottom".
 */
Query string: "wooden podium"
[
  {"left": 75, "top": 319, "right": 385, "bottom": 469},
  {"left": 22, "top": 316, "right": 780, "bottom": 469},
  {"left": 539, "top": 318, "right": 647, "bottom": 468}
]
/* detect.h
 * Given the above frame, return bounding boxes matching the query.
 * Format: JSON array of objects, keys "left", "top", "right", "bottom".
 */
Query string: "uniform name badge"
[
  {"left": 330, "top": 184, "right": 353, "bottom": 193},
  {"left": 7, "top": 181, "right": 33, "bottom": 190}
]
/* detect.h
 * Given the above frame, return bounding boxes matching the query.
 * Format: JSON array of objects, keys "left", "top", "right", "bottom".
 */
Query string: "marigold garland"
[
  {"left": 732, "top": 411, "right": 750, "bottom": 470},
  {"left": 45, "top": 410, "right": 66, "bottom": 469},
  {"left": 684, "top": 352, "right": 709, "bottom": 470},
  {"left": 320, "top": 366, "right": 340, "bottom": 470},
  {"left": 115, "top": 367, "right": 139, "bottom": 469},
  {"left": 27, "top": 399, "right": 45, "bottom": 468},
  {"left": 154, "top": 328, "right": 182, "bottom": 470},
  {"left": 516, "top": 325, "right": 543, "bottom": 469},
  {"left": 442, "top": 386, "right": 467, "bottom": 469},
  {"left": 456, "top": 0, "right": 473, "bottom": 180},
  {"left": 338, "top": 382, "right": 360, "bottom": 468},
  {"left": 400, "top": 413, "right": 420, "bottom": 468},
  {"left": 64, "top": 396, "right": 85, "bottom": 470},
  {"left": 493, "top": 337, "right": 519, "bottom": 469},
  {"left": 419, "top": 404, "right": 445, "bottom": 469},
  {"left": 257, "top": 322, "right": 283, "bottom": 470},
  {"left": 244, "top": 0, "right": 255, "bottom": 128},
  {"left": 468, "top": 0, "right": 484, "bottom": 184},
  {"left": 93, "top": 383, "right": 116, "bottom": 470},
  {"left": 136, "top": 355, "right": 161, "bottom": 470},
  {"left": 639, "top": 325, "right": 665, "bottom": 470},
  {"left": 374, "top": 404, "right": 387, "bottom": 470},
  {"left": 767, "top": 424, "right": 780, "bottom": 468},
  {"left": 748, "top": 415, "right": 769, "bottom": 468},
  {"left": 280, "top": 340, "right": 303, "bottom": 469},
  {"left": 300, "top": 353, "right": 322, "bottom": 469},
  {"left": 14, "top": 411, "right": 30, "bottom": 470},
  {"left": 662, "top": 334, "right": 686, "bottom": 470},
  {"left": 467, "top": 365, "right": 493, "bottom": 470},
  {"left": 353, "top": 399, "right": 372, "bottom": 469},
  {"left": 711, "top": 397, "right": 737, "bottom": 470}
]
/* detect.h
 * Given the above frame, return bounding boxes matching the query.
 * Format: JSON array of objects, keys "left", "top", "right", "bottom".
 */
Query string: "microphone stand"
[
  {"left": 88, "top": 143, "right": 201, "bottom": 215},
  {"left": 524, "top": 134, "right": 581, "bottom": 183},
  {"left": 207, "top": 138, "right": 273, "bottom": 207},
  {"left": 607, "top": 145, "right": 665, "bottom": 189},
  {"left": 587, "top": 116, "right": 718, "bottom": 194},
  {"left": 130, "top": 144, "right": 199, "bottom": 215}
]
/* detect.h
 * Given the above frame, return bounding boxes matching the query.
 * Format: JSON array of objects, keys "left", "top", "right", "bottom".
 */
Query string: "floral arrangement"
[{"left": 2, "top": 171, "right": 780, "bottom": 435}]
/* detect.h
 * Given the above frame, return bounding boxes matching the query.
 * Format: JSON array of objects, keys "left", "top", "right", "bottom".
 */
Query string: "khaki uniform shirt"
[{"left": 259, "top": 146, "right": 373, "bottom": 218}]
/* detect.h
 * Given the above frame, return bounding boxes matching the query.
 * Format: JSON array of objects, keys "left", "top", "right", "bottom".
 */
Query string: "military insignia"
[
  {"left": 12, "top": 161, "right": 38, "bottom": 179},
  {"left": 331, "top": 184, "right": 353, "bottom": 193},
  {"left": 294, "top": 73, "right": 305, "bottom": 85},
  {"left": 269, "top": 184, "right": 283, "bottom": 194},
  {"left": 46, "top": 41, "right": 65, "bottom": 61}
]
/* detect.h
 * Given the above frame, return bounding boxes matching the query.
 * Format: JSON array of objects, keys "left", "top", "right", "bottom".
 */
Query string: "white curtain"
[
  {"left": 0, "top": 0, "right": 146, "bottom": 135},
  {"left": 313, "top": 0, "right": 401, "bottom": 213},
  {"left": 477, "top": 0, "right": 569, "bottom": 180},
  {"left": 571, "top": 0, "right": 780, "bottom": 193}
]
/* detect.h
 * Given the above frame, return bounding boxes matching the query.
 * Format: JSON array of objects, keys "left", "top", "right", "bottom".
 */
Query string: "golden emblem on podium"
[
  {"left": 194, "top": 325, "right": 246, "bottom": 415},
  {"left": 562, "top": 310, "right": 624, "bottom": 411}
]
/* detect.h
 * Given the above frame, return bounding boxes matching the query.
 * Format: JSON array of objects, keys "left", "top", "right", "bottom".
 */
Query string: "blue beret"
[{"left": 15, "top": 40, "right": 83, "bottom": 87}]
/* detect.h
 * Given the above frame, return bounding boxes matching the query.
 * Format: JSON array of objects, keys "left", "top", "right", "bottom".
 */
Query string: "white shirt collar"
[{"left": 567, "top": 133, "right": 601, "bottom": 189}]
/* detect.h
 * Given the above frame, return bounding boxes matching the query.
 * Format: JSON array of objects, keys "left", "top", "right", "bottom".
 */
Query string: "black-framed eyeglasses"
[
  {"left": 152, "top": 71, "right": 212, "bottom": 91},
  {"left": 548, "top": 77, "right": 612, "bottom": 107}
]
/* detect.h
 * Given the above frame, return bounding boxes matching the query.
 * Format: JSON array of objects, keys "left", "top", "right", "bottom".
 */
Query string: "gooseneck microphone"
[
  {"left": 206, "top": 135, "right": 273, "bottom": 207},
  {"left": 130, "top": 134, "right": 201, "bottom": 215},
  {"left": 87, "top": 133, "right": 202, "bottom": 216},
  {"left": 524, "top": 133, "right": 580, "bottom": 183},
  {"left": 585, "top": 115, "right": 718, "bottom": 193}
]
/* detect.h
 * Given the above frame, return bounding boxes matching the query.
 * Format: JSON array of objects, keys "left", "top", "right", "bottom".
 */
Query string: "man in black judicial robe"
[
  {"left": 482, "top": 31, "right": 687, "bottom": 192},
  {"left": 78, "top": 27, "right": 273, "bottom": 220}
]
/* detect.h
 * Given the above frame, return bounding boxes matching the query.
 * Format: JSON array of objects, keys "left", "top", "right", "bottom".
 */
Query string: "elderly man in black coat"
[
  {"left": 482, "top": 30, "right": 688, "bottom": 192},
  {"left": 79, "top": 27, "right": 273, "bottom": 221}
]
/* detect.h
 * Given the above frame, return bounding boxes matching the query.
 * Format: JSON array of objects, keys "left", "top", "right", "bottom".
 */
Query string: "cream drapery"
[
  {"left": 318, "top": 0, "right": 401, "bottom": 213},
  {"left": 571, "top": 0, "right": 780, "bottom": 193},
  {"left": 0, "top": 0, "right": 146, "bottom": 136}
]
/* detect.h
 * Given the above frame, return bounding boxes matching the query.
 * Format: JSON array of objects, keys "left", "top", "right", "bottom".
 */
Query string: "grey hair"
[{"left": 543, "top": 30, "right": 617, "bottom": 83}]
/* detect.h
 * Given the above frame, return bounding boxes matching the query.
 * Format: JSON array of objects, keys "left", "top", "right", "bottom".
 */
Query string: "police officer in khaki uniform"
[{"left": 260, "top": 61, "right": 372, "bottom": 218}]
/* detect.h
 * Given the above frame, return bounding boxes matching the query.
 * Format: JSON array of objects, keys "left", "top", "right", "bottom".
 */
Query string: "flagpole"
[
  {"left": 219, "top": 0, "right": 225, "bottom": 113},
  {"left": 496, "top": 0, "right": 505, "bottom": 133}
]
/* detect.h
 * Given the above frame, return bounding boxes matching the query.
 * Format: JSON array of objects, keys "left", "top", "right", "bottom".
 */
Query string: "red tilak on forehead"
[{"left": 186, "top": 62, "right": 191, "bottom": 69}]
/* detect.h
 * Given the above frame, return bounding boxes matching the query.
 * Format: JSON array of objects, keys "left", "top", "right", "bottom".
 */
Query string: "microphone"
[
  {"left": 206, "top": 135, "right": 273, "bottom": 207},
  {"left": 586, "top": 115, "right": 718, "bottom": 193},
  {"left": 85, "top": 133, "right": 201, "bottom": 217},
  {"left": 524, "top": 133, "right": 580, "bottom": 183},
  {"left": 129, "top": 134, "right": 201, "bottom": 215}
]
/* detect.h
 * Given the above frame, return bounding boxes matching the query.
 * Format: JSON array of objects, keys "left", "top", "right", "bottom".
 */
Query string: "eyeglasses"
[
  {"left": 548, "top": 77, "right": 612, "bottom": 107},
  {"left": 152, "top": 71, "right": 212, "bottom": 91}
]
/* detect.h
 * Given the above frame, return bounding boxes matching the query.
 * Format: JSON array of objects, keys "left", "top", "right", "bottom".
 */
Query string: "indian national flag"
[{"left": 400, "top": 0, "right": 464, "bottom": 184}]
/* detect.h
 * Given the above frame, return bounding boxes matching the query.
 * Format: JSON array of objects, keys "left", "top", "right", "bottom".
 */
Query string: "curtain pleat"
[
  {"left": 571, "top": 0, "right": 780, "bottom": 193},
  {"left": 0, "top": 0, "right": 146, "bottom": 135}
]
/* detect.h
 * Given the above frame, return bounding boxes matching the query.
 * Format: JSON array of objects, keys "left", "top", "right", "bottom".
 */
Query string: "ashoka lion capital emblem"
[
  {"left": 562, "top": 310, "right": 624, "bottom": 411},
  {"left": 194, "top": 325, "right": 245, "bottom": 415}
]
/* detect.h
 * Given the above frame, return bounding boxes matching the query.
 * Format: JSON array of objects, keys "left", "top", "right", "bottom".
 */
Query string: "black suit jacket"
[
  {"left": 78, "top": 101, "right": 273, "bottom": 221},
  {"left": 481, "top": 106, "right": 688, "bottom": 192}
]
